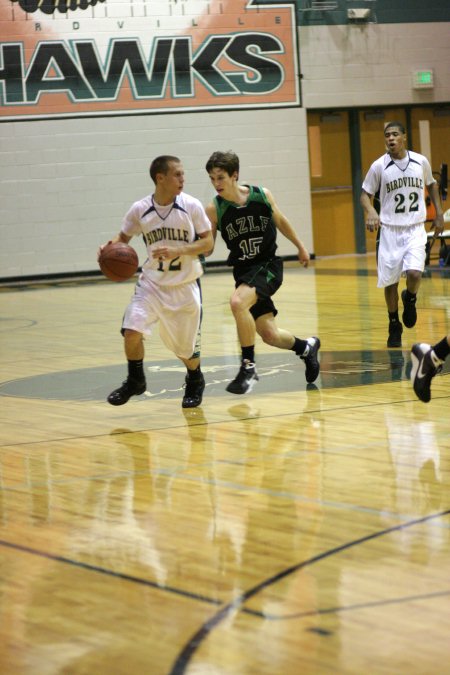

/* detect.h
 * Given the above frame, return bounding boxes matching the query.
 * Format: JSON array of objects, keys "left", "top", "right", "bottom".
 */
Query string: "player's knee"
[
  {"left": 407, "top": 270, "right": 422, "bottom": 284},
  {"left": 123, "top": 328, "right": 143, "bottom": 346},
  {"left": 230, "top": 295, "right": 246, "bottom": 315}
]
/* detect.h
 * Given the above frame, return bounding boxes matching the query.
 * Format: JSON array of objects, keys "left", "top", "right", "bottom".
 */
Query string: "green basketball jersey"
[{"left": 214, "top": 185, "right": 278, "bottom": 268}]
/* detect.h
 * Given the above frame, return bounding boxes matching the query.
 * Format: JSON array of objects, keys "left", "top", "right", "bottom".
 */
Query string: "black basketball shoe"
[
  {"left": 301, "top": 337, "right": 321, "bottom": 383},
  {"left": 387, "top": 320, "right": 403, "bottom": 348},
  {"left": 182, "top": 372, "right": 205, "bottom": 408},
  {"left": 226, "top": 360, "right": 259, "bottom": 395},
  {"left": 410, "top": 343, "right": 443, "bottom": 403},
  {"left": 401, "top": 289, "right": 417, "bottom": 328},
  {"left": 107, "top": 377, "right": 147, "bottom": 406}
]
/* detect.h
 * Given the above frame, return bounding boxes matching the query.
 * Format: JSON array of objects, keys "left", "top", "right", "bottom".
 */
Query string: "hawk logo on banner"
[{"left": 1, "top": 0, "right": 300, "bottom": 119}]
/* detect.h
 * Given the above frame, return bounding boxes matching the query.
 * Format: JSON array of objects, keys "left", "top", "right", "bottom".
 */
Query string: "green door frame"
[{"left": 348, "top": 109, "right": 366, "bottom": 253}]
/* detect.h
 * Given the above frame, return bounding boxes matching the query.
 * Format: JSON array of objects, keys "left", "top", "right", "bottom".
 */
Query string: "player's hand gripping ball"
[{"left": 98, "top": 242, "right": 139, "bottom": 282}]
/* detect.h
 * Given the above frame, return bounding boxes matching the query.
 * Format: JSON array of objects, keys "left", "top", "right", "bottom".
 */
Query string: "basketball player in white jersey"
[
  {"left": 411, "top": 334, "right": 449, "bottom": 403},
  {"left": 99, "top": 155, "right": 213, "bottom": 407},
  {"left": 361, "top": 121, "right": 444, "bottom": 347}
]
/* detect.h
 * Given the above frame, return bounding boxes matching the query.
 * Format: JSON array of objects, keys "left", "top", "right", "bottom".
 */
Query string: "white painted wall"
[
  {"left": 1, "top": 21, "right": 449, "bottom": 280},
  {"left": 0, "top": 107, "right": 311, "bottom": 279},
  {"left": 300, "top": 23, "right": 450, "bottom": 108}
]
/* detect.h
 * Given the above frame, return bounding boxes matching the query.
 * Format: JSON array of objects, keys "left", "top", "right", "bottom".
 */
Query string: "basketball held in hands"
[{"left": 98, "top": 242, "right": 139, "bottom": 282}]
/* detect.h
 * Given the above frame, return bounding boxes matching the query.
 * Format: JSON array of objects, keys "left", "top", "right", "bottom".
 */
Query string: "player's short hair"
[
  {"left": 149, "top": 155, "right": 181, "bottom": 183},
  {"left": 384, "top": 121, "right": 405, "bottom": 135},
  {"left": 205, "top": 151, "right": 239, "bottom": 177}
]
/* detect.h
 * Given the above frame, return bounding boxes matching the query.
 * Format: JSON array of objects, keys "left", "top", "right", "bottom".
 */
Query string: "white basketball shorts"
[
  {"left": 122, "top": 275, "right": 202, "bottom": 359},
  {"left": 377, "top": 223, "right": 427, "bottom": 288}
]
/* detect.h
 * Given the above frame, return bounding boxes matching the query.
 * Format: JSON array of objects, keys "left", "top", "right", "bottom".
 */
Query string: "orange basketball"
[{"left": 99, "top": 242, "right": 139, "bottom": 282}]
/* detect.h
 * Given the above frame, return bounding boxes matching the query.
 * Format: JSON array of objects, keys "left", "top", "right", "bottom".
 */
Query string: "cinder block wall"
[
  {"left": 300, "top": 23, "right": 449, "bottom": 108},
  {"left": 1, "top": 17, "right": 449, "bottom": 280},
  {"left": 0, "top": 108, "right": 311, "bottom": 278}
]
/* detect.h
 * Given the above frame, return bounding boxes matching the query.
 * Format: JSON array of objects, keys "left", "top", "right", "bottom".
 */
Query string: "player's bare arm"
[
  {"left": 152, "top": 230, "right": 214, "bottom": 261},
  {"left": 203, "top": 203, "right": 218, "bottom": 257},
  {"left": 427, "top": 182, "right": 445, "bottom": 234},
  {"left": 264, "top": 188, "right": 310, "bottom": 267},
  {"left": 360, "top": 189, "right": 380, "bottom": 231}
]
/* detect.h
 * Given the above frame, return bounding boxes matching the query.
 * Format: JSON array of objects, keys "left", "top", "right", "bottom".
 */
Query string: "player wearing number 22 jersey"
[
  {"left": 361, "top": 121, "right": 444, "bottom": 348},
  {"left": 362, "top": 150, "right": 433, "bottom": 227}
]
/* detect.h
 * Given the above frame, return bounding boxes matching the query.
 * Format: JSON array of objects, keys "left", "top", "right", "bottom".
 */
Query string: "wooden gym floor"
[{"left": 0, "top": 253, "right": 449, "bottom": 674}]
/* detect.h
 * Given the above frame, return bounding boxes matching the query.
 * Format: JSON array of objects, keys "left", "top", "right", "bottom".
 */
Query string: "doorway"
[{"left": 307, "top": 105, "right": 450, "bottom": 256}]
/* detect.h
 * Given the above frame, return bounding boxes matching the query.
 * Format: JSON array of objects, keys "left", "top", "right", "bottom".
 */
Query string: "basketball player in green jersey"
[{"left": 205, "top": 150, "right": 320, "bottom": 395}]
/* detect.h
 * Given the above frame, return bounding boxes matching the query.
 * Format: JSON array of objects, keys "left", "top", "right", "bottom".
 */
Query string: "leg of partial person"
[{"left": 410, "top": 333, "right": 447, "bottom": 403}]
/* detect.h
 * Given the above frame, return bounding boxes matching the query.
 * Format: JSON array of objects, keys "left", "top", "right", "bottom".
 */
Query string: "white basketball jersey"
[
  {"left": 122, "top": 192, "right": 211, "bottom": 286},
  {"left": 362, "top": 151, "right": 435, "bottom": 227}
]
